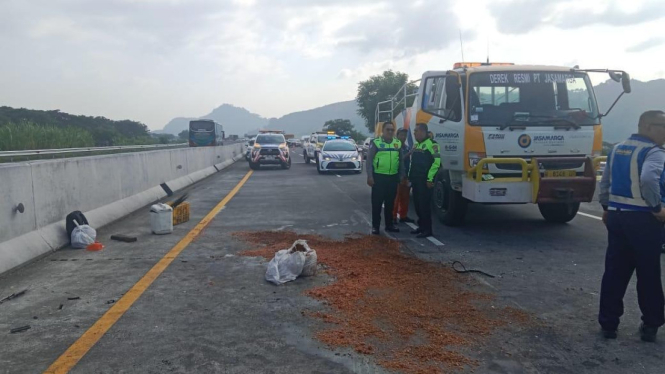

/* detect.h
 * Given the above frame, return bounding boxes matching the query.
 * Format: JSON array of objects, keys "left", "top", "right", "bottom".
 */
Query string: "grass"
[{"left": 0, "top": 121, "right": 94, "bottom": 151}]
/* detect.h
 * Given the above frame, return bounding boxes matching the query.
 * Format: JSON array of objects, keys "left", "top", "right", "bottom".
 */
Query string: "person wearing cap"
[
  {"left": 393, "top": 128, "right": 414, "bottom": 224},
  {"left": 366, "top": 121, "right": 405, "bottom": 235},
  {"left": 409, "top": 123, "right": 441, "bottom": 238},
  {"left": 598, "top": 110, "right": 665, "bottom": 342}
]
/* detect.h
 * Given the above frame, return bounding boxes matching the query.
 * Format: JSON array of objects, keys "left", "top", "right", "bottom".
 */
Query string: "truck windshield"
[
  {"left": 189, "top": 121, "right": 214, "bottom": 131},
  {"left": 468, "top": 71, "right": 599, "bottom": 127},
  {"left": 256, "top": 134, "right": 285, "bottom": 144}
]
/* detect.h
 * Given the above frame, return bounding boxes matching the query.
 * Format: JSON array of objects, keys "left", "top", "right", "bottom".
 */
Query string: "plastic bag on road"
[
  {"left": 266, "top": 249, "right": 306, "bottom": 285},
  {"left": 71, "top": 224, "right": 97, "bottom": 249},
  {"left": 265, "top": 240, "right": 318, "bottom": 284}
]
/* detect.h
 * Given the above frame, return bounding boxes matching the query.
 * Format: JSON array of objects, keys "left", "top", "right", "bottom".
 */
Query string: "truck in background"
[{"left": 379, "top": 62, "right": 631, "bottom": 226}]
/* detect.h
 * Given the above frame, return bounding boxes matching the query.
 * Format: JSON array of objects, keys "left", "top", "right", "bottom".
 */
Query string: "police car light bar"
[{"left": 341, "top": 136, "right": 350, "bottom": 139}]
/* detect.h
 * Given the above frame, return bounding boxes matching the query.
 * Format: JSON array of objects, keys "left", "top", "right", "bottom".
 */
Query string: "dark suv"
[{"left": 248, "top": 133, "right": 292, "bottom": 170}]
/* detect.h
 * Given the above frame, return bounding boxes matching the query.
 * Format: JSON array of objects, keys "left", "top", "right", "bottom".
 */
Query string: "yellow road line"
[{"left": 44, "top": 170, "right": 253, "bottom": 374}]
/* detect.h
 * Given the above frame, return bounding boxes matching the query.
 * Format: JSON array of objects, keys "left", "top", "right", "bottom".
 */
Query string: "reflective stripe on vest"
[
  {"left": 373, "top": 138, "right": 401, "bottom": 175},
  {"left": 608, "top": 135, "right": 657, "bottom": 211}
]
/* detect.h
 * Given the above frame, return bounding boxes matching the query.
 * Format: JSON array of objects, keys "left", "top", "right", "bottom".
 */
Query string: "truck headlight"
[{"left": 468, "top": 152, "right": 487, "bottom": 168}]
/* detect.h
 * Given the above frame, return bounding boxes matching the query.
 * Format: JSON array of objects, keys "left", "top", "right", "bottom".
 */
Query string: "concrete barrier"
[{"left": 0, "top": 143, "right": 244, "bottom": 274}]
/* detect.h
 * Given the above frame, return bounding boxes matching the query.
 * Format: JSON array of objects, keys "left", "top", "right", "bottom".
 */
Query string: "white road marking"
[
  {"left": 336, "top": 174, "right": 341, "bottom": 178},
  {"left": 578, "top": 212, "right": 602, "bottom": 220},
  {"left": 405, "top": 222, "right": 444, "bottom": 246},
  {"left": 427, "top": 236, "right": 445, "bottom": 246}
]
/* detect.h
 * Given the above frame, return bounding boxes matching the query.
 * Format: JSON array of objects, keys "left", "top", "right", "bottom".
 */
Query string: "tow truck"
[{"left": 378, "top": 62, "right": 631, "bottom": 225}]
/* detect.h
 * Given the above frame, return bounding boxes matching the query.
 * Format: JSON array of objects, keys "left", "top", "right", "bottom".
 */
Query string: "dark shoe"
[
  {"left": 399, "top": 217, "right": 415, "bottom": 223},
  {"left": 601, "top": 329, "right": 617, "bottom": 339},
  {"left": 416, "top": 232, "right": 433, "bottom": 238},
  {"left": 640, "top": 323, "right": 658, "bottom": 342},
  {"left": 371, "top": 228, "right": 380, "bottom": 235},
  {"left": 385, "top": 226, "right": 400, "bottom": 233},
  {"left": 410, "top": 228, "right": 421, "bottom": 235}
]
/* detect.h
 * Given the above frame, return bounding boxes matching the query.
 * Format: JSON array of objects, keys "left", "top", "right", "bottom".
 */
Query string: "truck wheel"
[
  {"left": 304, "top": 150, "right": 310, "bottom": 164},
  {"left": 433, "top": 172, "right": 468, "bottom": 226},
  {"left": 249, "top": 162, "right": 259, "bottom": 170},
  {"left": 282, "top": 157, "right": 292, "bottom": 170},
  {"left": 538, "top": 202, "right": 580, "bottom": 223}
]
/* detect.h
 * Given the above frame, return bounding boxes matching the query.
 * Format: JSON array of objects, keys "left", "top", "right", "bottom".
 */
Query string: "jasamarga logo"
[
  {"left": 533, "top": 135, "right": 565, "bottom": 145},
  {"left": 436, "top": 133, "right": 459, "bottom": 139}
]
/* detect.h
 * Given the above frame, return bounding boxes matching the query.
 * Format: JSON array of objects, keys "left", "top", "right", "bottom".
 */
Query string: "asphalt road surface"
[{"left": 0, "top": 148, "right": 663, "bottom": 373}]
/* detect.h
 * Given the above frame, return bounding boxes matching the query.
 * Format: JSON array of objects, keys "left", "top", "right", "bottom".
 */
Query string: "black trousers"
[
  {"left": 371, "top": 173, "right": 399, "bottom": 229},
  {"left": 411, "top": 178, "right": 433, "bottom": 234},
  {"left": 599, "top": 211, "right": 665, "bottom": 330}
]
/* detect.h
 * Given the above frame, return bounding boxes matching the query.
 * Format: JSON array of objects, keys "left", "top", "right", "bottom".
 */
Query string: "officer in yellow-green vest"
[
  {"left": 409, "top": 123, "right": 441, "bottom": 238},
  {"left": 367, "top": 121, "right": 406, "bottom": 235}
]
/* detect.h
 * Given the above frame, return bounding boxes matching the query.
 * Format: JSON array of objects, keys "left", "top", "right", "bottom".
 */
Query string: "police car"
[{"left": 316, "top": 138, "right": 362, "bottom": 174}]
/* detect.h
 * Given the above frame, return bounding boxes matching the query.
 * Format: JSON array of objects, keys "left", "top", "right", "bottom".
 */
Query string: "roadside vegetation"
[
  {"left": 0, "top": 106, "right": 181, "bottom": 151},
  {"left": 0, "top": 122, "right": 94, "bottom": 151}
]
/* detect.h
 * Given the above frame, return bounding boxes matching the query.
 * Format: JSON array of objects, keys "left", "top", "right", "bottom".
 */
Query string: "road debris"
[
  {"left": 0, "top": 289, "right": 27, "bottom": 304},
  {"left": 10, "top": 325, "right": 31, "bottom": 334},
  {"left": 110, "top": 234, "right": 138, "bottom": 243},
  {"left": 237, "top": 231, "right": 531, "bottom": 374},
  {"left": 67, "top": 297, "right": 81, "bottom": 301},
  {"left": 58, "top": 304, "right": 63, "bottom": 310}
]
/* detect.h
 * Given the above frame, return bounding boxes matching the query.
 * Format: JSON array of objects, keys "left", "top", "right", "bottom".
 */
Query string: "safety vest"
[
  {"left": 372, "top": 137, "right": 401, "bottom": 175},
  {"left": 409, "top": 138, "right": 441, "bottom": 182},
  {"left": 608, "top": 134, "right": 659, "bottom": 211}
]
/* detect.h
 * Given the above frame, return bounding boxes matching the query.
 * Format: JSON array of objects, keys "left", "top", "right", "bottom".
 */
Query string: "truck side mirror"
[{"left": 621, "top": 72, "right": 631, "bottom": 94}]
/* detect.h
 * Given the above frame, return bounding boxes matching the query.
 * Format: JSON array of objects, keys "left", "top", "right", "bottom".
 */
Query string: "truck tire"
[
  {"left": 304, "top": 150, "right": 310, "bottom": 164},
  {"left": 538, "top": 202, "right": 580, "bottom": 223},
  {"left": 281, "top": 157, "right": 292, "bottom": 170},
  {"left": 433, "top": 171, "right": 468, "bottom": 227},
  {"left": 249, "top": 162, "right": 259, "bottom": 170}
]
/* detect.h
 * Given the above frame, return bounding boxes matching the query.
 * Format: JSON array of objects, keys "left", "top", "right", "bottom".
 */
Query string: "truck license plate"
[{"left": 545, "top": 169, "right": 576, "bottom": 178}]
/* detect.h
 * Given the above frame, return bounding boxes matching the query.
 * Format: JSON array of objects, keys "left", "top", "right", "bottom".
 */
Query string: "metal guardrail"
[{"left": 0, "top": 143, "right": 188, "bottom": 158}]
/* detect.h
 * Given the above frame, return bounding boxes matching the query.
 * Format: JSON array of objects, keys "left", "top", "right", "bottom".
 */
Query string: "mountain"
[
  {"left": 594, "top": 79, "right": 665, "bottom": 143},
  {"left": 159, "top": 100, "right": 366, "bottom": 137},
  {"left": 161, "top": 104, "right": 268, "bottom": 136},
  {"left": 266, "top": 100, "right": 365, "bottom": 136}
]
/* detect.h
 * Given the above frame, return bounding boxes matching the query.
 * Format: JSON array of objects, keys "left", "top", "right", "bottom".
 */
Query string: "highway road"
[{"left": 0, "top": 148, "right": 663, "bottom": 373}]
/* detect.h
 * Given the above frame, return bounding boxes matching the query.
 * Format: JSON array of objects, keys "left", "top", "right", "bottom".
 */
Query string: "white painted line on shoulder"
[
  {"left": 427, "top": 236, "right": 445, "bottom": 246},
  {"left": 405, "top": 222, "right": 418, "bottom": 230},
  {"left": 578, "top": 212, "right": 602, "bottom": 221},
  {"left": 336, "top": 174, "right": 341, "bottom": 178}
]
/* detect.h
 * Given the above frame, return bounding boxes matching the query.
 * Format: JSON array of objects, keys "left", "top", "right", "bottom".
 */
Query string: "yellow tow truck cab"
[{"left": 379, "top": 62, "right": 631, "bottom": 225}]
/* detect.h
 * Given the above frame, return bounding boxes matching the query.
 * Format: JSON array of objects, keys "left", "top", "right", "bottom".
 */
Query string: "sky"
[{"left": 1, "top": 0, "right": 663, "bottom": 130}]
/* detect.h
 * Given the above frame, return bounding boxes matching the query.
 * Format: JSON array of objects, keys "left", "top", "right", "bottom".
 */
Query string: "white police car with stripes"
[{"left": 316, "top": 138, "right": 363, "bottom": 174}]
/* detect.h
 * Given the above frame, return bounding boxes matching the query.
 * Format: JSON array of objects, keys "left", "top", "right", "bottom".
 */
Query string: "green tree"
[
  {"left": 355, "top": 70, "right": 417, "bottom": 133},
  {"left": 178, "top": 130, "right": 189, "bottom": 141},
  {"left": 323, "top": 119, "right": 365, "bottom": 142}
]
